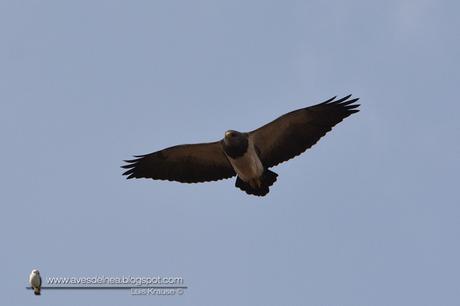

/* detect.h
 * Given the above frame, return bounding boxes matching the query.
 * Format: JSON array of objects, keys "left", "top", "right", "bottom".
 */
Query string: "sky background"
[{"left": 1, "top": 0, "right": 459, "bottom": 305}]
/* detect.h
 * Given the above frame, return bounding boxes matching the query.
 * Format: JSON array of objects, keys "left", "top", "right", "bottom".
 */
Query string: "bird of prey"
[
  {"left": 29, "top": 269, "right": 42, "bottom": 295},
  {"left": 122, "top": 95, "right": 359, "bottom": 196}
]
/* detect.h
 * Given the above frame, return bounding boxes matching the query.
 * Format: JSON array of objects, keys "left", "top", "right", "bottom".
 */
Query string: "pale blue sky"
[{"left": 1, "top": 0, "right": 459, "bottom": 305}]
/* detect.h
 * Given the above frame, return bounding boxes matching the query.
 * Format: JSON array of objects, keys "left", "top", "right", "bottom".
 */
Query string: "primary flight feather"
[{"left": 122, "top": 95, "right": 360, "bottom": 196}]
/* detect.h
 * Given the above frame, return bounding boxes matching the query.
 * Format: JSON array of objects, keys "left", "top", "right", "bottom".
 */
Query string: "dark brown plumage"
[
  {"left": 249, "top": 95, "right": 360, "bottom": 168},
  {"left": 122, "top": 95, "right": 359, "bottom": 195},
  {"left": 122, "top": 142, "right": 235, "bottom": 183}
]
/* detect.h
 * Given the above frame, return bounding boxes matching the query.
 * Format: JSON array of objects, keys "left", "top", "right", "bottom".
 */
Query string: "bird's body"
[
  {"left": 223, "top": 132, "right": 263, "bottom": 182},
  {"left": 29, "top": 269, "right": 41, "bottom": 295},
  {"left": 222, "top": 133, "right": 276, "bottom": 195},
  {"left": 122, "top": 95, "right": 360, "bottom": 196}
]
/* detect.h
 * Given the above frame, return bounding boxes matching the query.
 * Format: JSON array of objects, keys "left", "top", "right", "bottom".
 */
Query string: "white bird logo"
[{"left": 29, "top": 269, "right": 42, "bottom": 295}]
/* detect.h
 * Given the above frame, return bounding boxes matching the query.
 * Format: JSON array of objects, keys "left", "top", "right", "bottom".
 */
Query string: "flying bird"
[
  {"left": 122, "top": 95, "right": 359, "bottom": 196},
  {"left": 29, "top": 269, "right": 42, "bottom": 295}
]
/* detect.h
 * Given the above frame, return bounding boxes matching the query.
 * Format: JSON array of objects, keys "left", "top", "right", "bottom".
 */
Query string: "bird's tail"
[
  {"left": 235, "top": 169, "right": 278, "bottom": 196},
  {"left": 34, "top": 287, "right": 41, "bottom": 295}
]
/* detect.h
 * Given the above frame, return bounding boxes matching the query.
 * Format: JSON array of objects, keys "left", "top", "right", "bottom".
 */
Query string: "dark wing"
[
  {"left": 249, "top": 95, "right": 360, "bottom": 168},
  {"left": 122, "top": 141, "right": 236, "bottom": 183}
]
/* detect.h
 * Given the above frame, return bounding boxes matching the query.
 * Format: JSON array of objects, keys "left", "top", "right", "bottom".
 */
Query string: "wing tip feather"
[{"left": 325, "top": 95, "right": 360, "bottom": 113}]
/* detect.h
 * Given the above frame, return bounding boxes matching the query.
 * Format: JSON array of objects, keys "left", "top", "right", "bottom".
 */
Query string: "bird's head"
[
  {"left": 31, "top": 269, "right": 40, "bottom": 275},
  {"left": 222, "top": 130, "right": 249, "bottom": 158},
  {"left": 224, "top": 130, "right": 246, "bottom": 145}
]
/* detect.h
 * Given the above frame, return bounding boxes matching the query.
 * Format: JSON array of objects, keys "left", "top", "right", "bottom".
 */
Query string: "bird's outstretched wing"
[
  {"left": 122, "top": 141, "right": 236, "bottom": 183},
  {"left": 249, "top": 95, "right": 360, "bottom": 168}
]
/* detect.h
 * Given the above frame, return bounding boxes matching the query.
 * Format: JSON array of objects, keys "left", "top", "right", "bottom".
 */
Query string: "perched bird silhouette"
[
  {"left": 122, "top": 95, "right": 359, "bottom": 196},
  {"left": 29, "top": 269, "right": 42, "bottom": 295}
]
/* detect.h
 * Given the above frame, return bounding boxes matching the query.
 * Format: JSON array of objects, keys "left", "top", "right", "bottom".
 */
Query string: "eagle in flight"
[{"left": 122, "top": 95, "right": 359, "bottom": 196}]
